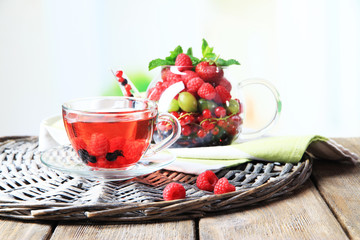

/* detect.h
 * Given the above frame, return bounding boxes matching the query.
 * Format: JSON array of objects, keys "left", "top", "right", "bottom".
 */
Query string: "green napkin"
[{"left": 167, "top": 135, "right": 357, "bottom": 174}]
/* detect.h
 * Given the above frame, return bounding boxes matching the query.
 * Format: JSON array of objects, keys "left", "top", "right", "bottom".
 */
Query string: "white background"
[{"left": 0, "top": 0, "right": 359, "bottom": 137}]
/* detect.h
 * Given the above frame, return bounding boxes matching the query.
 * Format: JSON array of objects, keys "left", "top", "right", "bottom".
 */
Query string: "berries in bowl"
[{"left": 146, "top": 39, "right": 246, "bottom": 148}]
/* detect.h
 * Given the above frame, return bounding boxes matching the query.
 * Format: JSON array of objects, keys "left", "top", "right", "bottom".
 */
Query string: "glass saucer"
[{"left": 40, "top": 145, "right": 176, "bottom": 181}]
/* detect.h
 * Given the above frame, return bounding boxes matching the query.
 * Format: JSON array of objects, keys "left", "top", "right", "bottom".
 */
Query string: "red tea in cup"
[{"left": 62, "top": 97, "right": 180, "bottom": 169}]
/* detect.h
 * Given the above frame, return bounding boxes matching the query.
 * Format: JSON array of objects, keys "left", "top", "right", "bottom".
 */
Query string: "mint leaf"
[
  {"left": 201, "top": 38, "right": 216, "bottom": 61},
  {"left": 148, "top": 59, "right": 173, "bottom": 70},
  {"left": 186, "top": 47, "right": 193, "bottom": 56},
  {"left": 189, "top": 55, "right": 200, "bottom": 66},
  {"left": 216, "top": 58, "right": 240, "bottom": 66},
  {"left": 165, "top": 45, "right": 183, "bottom": 62},
  {"left": 201, "top": 39, "right": 208, "bottom": 56}
]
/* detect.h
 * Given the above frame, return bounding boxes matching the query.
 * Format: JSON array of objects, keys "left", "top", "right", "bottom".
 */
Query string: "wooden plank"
[
  {"left": 0, "top": 219, "right": 53, "bottom": 240},
  {"left": 50, "top": 220, "right": 195, "bottom": 240},
  {"left": 312, "top": 137, "right": 360, "bottom": 240},
  {"left": 199, "top": 180, "right": 348, "bottom": 240}
]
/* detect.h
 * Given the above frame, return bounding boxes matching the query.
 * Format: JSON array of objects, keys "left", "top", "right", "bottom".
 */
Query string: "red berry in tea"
[{"left": 63, "top": 110, "right": 156, "bottom": 169}]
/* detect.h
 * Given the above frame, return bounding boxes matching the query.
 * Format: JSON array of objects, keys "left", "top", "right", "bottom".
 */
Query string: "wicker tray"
[{"left": 0, "top": 136, "right": 312, "bottom": 222}]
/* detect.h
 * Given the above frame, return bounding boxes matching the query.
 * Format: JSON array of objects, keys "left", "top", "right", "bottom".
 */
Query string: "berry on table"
[
  {"left": 196, "top": 170, "right": 219, "bottom": 192},
  {"left": 163, "top": 182, "right": 186, "bottom": 201},
  {"left": 214, "top": 177, "right": 236, "bottom": 194}
]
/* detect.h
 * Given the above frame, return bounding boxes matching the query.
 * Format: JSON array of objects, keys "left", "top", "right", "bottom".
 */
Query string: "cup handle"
[
  {"left": 238, "top": 78, "right": 282, "bottom": 139},
  {"left": 144, "top": 113, "right": 181, "bottom": 157}
]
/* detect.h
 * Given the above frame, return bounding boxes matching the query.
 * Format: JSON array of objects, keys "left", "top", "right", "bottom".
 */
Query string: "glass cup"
[
  {"left": 146, "top": 65, "right": 281, "bottom": 148},
  {"left": 62, "top": 96, "right": 181, "bottom": 169}
]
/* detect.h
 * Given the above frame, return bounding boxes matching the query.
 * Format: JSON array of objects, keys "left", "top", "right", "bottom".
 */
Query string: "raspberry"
[
  {"left": 214, "top": 86, "right": 231, "bottom": 103},
  {"left": 72, "top": 137, "right": 86, "bottom": 151},
  {"left": 218, "top": 77, "right": 232, "bottom": 92},
  {"left": 122, "top": 139, "right": 147, "bottom": 164},
  {"left": 186, "top": 77, "right": 204, "bottom": 92},
  {"left": 163, "top": 182, "right": 186, "bottom": 201},
  {"left": 195, "top": 61, "right": 224, "bottom": 83},
  {"left": 197, "top": 83, "right": 216, "bottom": 100},
  {"left": 88, "top": 133, "right": 109, "bottom": 157},
  {"left": 147, "top": 86, "right": 164, "bottom": 101},
  {"left": 181, "top": 70, "right": 198, "bottom": 85},
  {"left": 166, "top": 72, "right": 182, "bottom": 83},
  {"left": 214, "top": 177, "right": 236, "bottom": 194},
  {"left": 161, "top": 67, "right": 171, "bottom": 81},
  {"left": 175, "top": 53, "right": 193, "bottom": 71},
  {"left": 196, "top": 170, "right": 219, "bottom": 192},
  {"left": 108, "top": 137, "right": 126, "bottom": 152}
]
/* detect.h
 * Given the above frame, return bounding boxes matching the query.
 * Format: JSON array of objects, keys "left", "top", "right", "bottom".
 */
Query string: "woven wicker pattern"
[{"left": 0, "top": 136, "right": 312, "bottom": 222}]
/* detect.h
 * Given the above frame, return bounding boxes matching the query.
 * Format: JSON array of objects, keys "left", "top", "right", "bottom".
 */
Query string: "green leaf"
[
  {"left": 204, "top": 52, "right": 216, "bottom": 59},
  {"left": 148, "top": 58, "right": 173, "bottom": 70},
  {"left": 201, "top": 39, "right": 209, "bottom": 56},
  {"left": 216, "top": 58, "right": 240, "bottom": 66},
  {"left": 189, "top": 55, "right": 200, "bottom": 66},
  {"left": 186, "top": 47, "right": 193, "bottom": 56},
  {"left": 165, "top": 45, "right": 183, "bottom": 62}
]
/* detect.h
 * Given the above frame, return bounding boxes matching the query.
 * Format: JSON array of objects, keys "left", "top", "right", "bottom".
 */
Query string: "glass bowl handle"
[
  {"left": 144, "top": 113, "right": 181, "bottom": 157},
  {"left": 238, "top": 78, "right": 282, "bottom": 139}
]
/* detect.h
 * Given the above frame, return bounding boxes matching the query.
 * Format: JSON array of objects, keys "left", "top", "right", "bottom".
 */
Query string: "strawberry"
[
  {"left": 195, "top": 61, "right": 224, "bottom": 83},
  {"left": 88, "top": 133, "right": 109, "bottom": 157},
  {"left": 175, "top": 53, "right": 193, "bottom": 71},
  {"left": 186, "top": 77, "right": 204, "bottom": 93},
  {"left": 214, "top": 85, "right": 231, "bottom": 103},
  {"left": 181, "top": 70, "right": 199, "bottom": 85},
  {"left": 197, "top": 83, "right": 216, "bottom": 100}
]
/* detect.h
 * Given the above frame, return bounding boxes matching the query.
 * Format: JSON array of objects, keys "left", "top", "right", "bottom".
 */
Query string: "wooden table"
[{"left": 1, "top": 138, "right": 359, "bottom": 240}]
